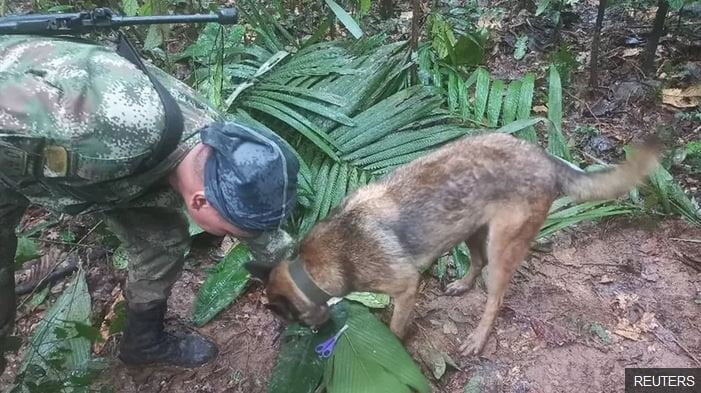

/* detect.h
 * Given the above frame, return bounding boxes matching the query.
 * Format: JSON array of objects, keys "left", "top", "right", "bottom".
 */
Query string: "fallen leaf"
[
  {"left": 622, "top": 48, "right": 641, "bottom": 57},
  {"left": 95, "top": 290, "right": 125, "bottom": 354},
  {"left": 533, "top": 105, "right": 548, "bottom": 113},
  {"left": 418, "top": 347, "right": 447, "bottom": 380},
  {"left": 662, "top": 84, "right": 701, "bottom": 108},
  {"left": 443, "top": 320, "right": 459, "bottom": 335},
  {"left": 599, "top": 274, "right": 614, "bottom": 284}
]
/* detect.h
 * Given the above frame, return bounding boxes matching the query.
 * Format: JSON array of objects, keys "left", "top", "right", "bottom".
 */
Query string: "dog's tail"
[{"left": 552, "top": 138, "right": 663, "bottom": 202}]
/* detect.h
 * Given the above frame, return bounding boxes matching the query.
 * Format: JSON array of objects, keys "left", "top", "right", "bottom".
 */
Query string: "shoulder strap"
[{"left": 115, "top": 31, "right": 184, "bottom": 172}]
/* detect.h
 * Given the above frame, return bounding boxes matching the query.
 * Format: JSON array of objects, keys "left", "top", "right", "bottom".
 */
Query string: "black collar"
[{"left": 288, "top": 258, "right": 332, "bottom": 305}]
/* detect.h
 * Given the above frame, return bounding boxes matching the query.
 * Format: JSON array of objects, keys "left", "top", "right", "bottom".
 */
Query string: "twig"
[
  {"left": 652, "top": 330, "right": 701, "bottom": 367},
  {"left": 16, "top": 221, "right": 103, "bottom": 310},
  {"left": 671, "top": 336, "right": 701, "bottom": 367},
  {"left": 670, "top": 238, "right": 701, "bottom": 244}
]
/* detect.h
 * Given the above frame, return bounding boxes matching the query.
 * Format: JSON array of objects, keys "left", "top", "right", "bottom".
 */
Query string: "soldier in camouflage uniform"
[{"left": 0, "top": 35, "right": 299, "bottom": 372}]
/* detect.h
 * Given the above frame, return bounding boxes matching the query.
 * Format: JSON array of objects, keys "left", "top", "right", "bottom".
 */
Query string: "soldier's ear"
[{"left": 245, "top": 262, "right": 274, "bottom": 283}]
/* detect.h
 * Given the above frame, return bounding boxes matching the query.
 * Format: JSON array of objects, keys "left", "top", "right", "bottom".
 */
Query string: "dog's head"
[{"left": 246, "top": 258, "right": 331, "bottom": 329}]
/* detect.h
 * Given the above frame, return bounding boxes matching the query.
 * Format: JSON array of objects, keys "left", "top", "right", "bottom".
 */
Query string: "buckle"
[
  {"left": 0, "top": 143, "right": 29, "bottom": 177},
  {"left": 42, "top": 145, "right": 69, "bottom": 177}
]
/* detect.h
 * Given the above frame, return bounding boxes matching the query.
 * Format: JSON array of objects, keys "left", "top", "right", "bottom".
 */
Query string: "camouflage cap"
[{"left": 201, "top": 121, "right": 299, "bottom": 232}]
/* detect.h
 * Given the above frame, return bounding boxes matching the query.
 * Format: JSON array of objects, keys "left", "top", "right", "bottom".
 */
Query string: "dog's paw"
[
  {"left": 459, "top": 333, "right": 487, "bottom": 356},
  {"left": 444, "top": 280, "right": 474, "bottom": 296}
]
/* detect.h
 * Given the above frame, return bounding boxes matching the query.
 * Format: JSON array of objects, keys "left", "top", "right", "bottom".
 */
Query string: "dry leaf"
[
  {"left": 662, "top": 84, "right": 701, "bottom": 108},
  {"left": 622, "top": 48, "right": 641, "bottom": 58},
  {"left": 533, "top": 105, "right": 548, "bottom": 113},
  {"left": 599, "top": 274, "right": 614, "bottom": 284},
  {"left": 95, "top": 290, "right": 124, "bottom": 354}
]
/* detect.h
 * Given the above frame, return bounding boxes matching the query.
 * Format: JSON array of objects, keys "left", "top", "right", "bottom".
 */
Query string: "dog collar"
[{"left": 288, "top": 259, "right": 332, "bottom": 305}]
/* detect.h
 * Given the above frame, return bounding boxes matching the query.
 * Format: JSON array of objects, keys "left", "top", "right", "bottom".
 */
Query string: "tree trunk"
[
  {"left": 641, "top": 0, "right": 669, "bottom": 76},
  {"left": 409, "top": 0, "right": 421, "bottom": 85},
  {"left": 589, "top": 0, "right": 607, "bottom": 88}
]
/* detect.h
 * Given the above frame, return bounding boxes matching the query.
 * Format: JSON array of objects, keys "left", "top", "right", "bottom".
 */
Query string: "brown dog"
[{"left": 251, "top": 132, "right": 660, "bottom": 356}]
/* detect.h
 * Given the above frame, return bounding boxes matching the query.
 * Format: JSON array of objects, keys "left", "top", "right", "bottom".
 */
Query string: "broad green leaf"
[
  {"left": 473, "top": 68, "right": 490, "bottom": 124},
  {"left": 452, "top": 34, "right": 484, "bottom": 66},
  {"left": 144, "top": 25, "right": 166, "bottom": 51},
  {"left": 514, "top": 35, "right": 528, "bottom": 60},
  {"left": 325, "top": 0, "right": 364, "bottom": 39},
  {"left": 121, "top": 0, "right": 139, "bottom": 16},
  {"left": 15, "top": 236, "right": 39, "bottom": 265},
  {"left": 451, "top": 244, "right": 470, "bottom": 279},
  {"left": 501, "top": 80, "right": 522, "bottom": 126},
  {"left": 187, "top": 213, "right": 205, "bottom": 236},
  {"left": 28, "top": 286, "right": 50, "bottom": 311},
  {"left": 360, "top": 0, "right": 372, "bottom": 13},
  {"left": 269, "top": 303, "right": 349, "bottom": 393},
  {"left": 536, "top": 0, "right": 552, "bottom": 15},
  {"left": 344, "top": 292, "right": 390, "bottom": 308},
  {"left": 328, "top": 302, "right": 430, "bottom": 393},
  {"left": 21, "top": 270, "right": 92, "bottom": 389},
  {"left": 486, "top": 80, "right": 505, "bottom": 127},
  {"left": 668, "top": 0, "right": 684, "bottom": 11},
  {"left": 516, "top": 73, "right": 536, "bottom": 142},
  {"left": 112, "top": 245, "right": 128, "bottom": 271},
  {"left": 191, "top": 244, "right": 252, "bottom": 326},
  {"left": 496, "top": 117, "right": 549, "bottom": 134},
  {"left": 546, "top": 65, "right": 571, "bottom": 161}
]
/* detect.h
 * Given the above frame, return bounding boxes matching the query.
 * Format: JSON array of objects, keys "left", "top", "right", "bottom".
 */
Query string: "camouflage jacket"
[{"left": 0, "top": 35, "right": 223, "bottom": 215}]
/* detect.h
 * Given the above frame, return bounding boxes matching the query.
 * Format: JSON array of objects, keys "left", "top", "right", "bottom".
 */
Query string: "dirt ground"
[
  {"left": 6, "top": 215, "right": 698, "bottom": 393},
  {"left": 1, "top": 0, "right": 700, "bottom": 392}
]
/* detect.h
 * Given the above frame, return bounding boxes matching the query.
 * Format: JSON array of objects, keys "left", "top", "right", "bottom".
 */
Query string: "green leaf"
[
  {"left": 451, "top": 245, "right": 470, "bottom": 279},
  {"left": 546, "top": 65, "right": 571, "bottom": 161},
  {"left": 28, "top": 286, "right": 50, "bottom": 311},
  {"left": 186, "top": 213, "right": 205, "bottom": 236},
  {"left": 191, "top": 244, "right": 252, "bottom": 326},
  {"left": 473, "top": 68, "right": 490, "bottom": 124},
  {"left": 668, "top": 0, "right": 684, "bottom": 11},
  {"left": 21, "top": 270, "right": 92, "bottom": 385},
  {"left": 496, "top": 117, "right": 549, "bottom": 134},
  {"left": 536, "top": 0, "right": 552, "bottom": 15},
  {"left": 486, "top": 80, "right": 505, "bottom": 127},
  {"left": 112, "top": 245, "right": 129, "bottom": 271},
  {"left": 15, "top": 236, "right": 39, "bottom": 265},
  {"left": 328, "top": 302, "right": 430, "bottom": 393},
  {"left": 501, "top": 80, "right": 522, "bottom": 126},
  {"left": 452, "top": 34, "right": 484, "bottom": 66},
  {"left": 344, "top": 292, "right": 390, "bottom": 308},
  {"left": 269, "top": 305, "right": 348, "bottom": 393},
  {"left": 121, "top": 0, "right": 139, "bottom": 16},
  {"left": 325, "top": 0, "right": 364, "bottom": 39},
  {"left": 72, "top": 322, "right": 103, "bottom": 343},
  {"left": 516, "top": 72, "right": 536, "bottom": 142},
  {"left": 144, "top": 25, "right": 166, "bottom": 51},
  {"left": 514, "top": 35, "right": 528, "bottom": 60},
  {"left": 360, "top": 0, "right": 372, "bottom": 13}
]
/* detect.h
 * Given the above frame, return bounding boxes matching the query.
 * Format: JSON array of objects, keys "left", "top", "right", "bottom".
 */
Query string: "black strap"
[
  {"left": 115, "top": 31, "right": 184, "bottom": 171},
  {"left": 288, "top": 258, "right": 332, "bottom": 305}
]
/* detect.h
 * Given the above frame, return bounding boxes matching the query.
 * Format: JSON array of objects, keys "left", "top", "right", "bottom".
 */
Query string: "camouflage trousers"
[{"left": 0, "top": 186, "right": 192, "bottom": 345}]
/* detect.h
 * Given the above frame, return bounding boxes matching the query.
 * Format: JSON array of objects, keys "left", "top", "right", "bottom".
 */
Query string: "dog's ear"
[{"left": 244, "top": 262, "right": 274, "bottom": 283}]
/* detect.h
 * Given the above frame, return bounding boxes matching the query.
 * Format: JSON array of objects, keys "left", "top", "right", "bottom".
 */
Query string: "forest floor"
[{"left": 1, "top": 0, "right": 700, "bottom": 392}]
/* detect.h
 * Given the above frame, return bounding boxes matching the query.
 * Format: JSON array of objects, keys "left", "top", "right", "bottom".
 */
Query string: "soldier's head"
[{"left": 173, "top": 121, "right": 299, "bottom": 238}]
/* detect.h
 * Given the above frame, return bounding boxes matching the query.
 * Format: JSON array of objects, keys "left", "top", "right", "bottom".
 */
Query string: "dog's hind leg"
[
  {"left": 445, "top": 225, "right": 488, "bottom": 296},
  {"left": 460, "top": 206, "right": 547, "bottom": 356},
  {"left": 388, "top": 272, "right": 420, "bottom": 339}
]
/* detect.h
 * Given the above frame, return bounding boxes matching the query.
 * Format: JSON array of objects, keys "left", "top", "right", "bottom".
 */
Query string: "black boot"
[{"left": 118, "top": 301, "right": 218, "bottom": 368}]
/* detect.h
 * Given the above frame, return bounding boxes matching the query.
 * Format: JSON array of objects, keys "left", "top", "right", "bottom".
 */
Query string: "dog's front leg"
[{"left": 388, "top": 277, "right": 419, "bottom": 339}]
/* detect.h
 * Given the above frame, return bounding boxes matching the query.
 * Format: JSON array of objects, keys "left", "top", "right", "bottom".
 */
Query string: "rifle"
[{"left": 0, "top": 7, "right": 238, "bottom": 35}]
